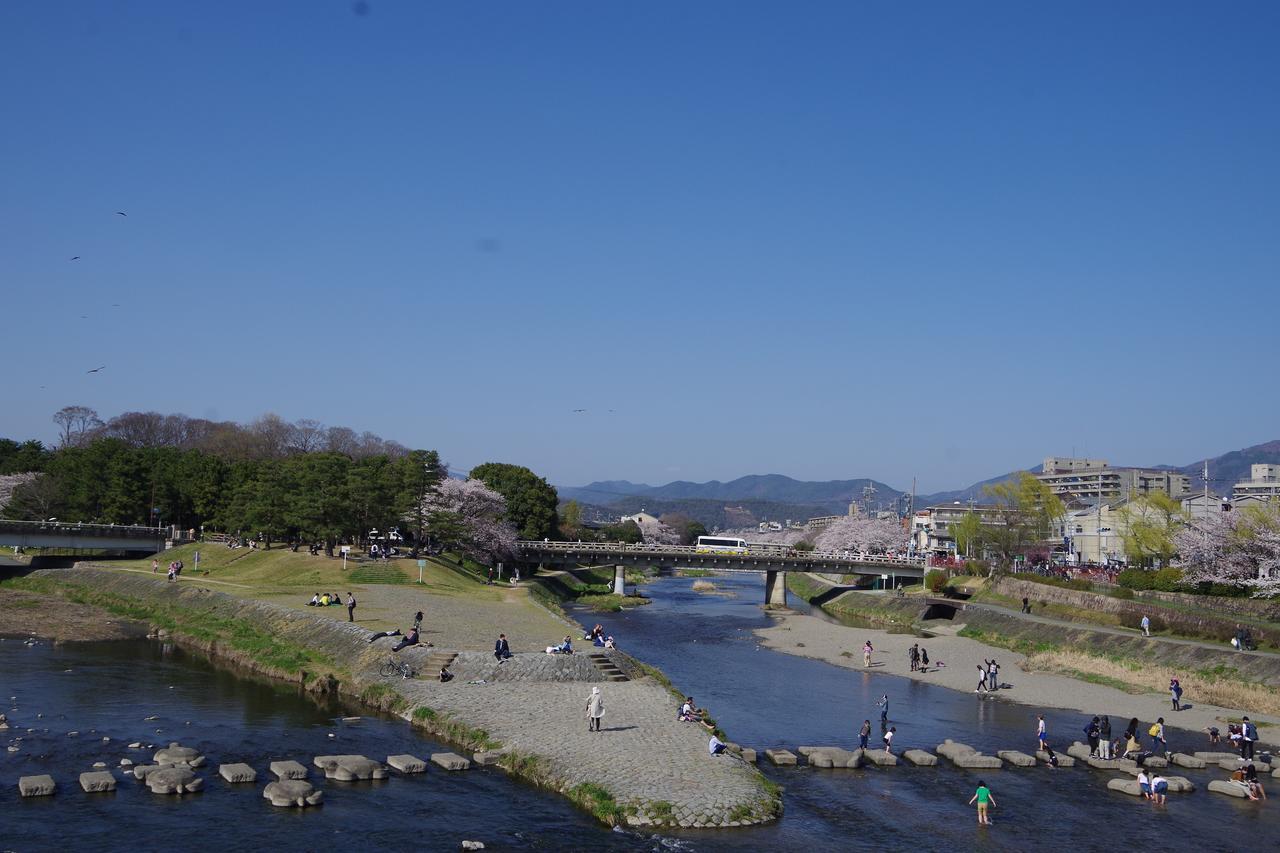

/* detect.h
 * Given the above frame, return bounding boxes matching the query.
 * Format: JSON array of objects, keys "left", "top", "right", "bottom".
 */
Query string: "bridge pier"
[
  {"left": 764, "top": 571, "right": 788, "bottom": 608},
  {"left": 613, "top": 565, "right": 626, "bottom": 596}
]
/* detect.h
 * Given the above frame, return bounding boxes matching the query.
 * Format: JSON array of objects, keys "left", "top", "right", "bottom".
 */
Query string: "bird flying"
[
  {"left": 86, "top": 366, "right": 106, "bottom": 374},
  {"left": 69, "top": 256, "right": 80, "bottom": 261},
  {"left": 572, "top": 409, "right": 587, "bottom": 413},
  {"left": 115, "top": 211, "right": 127, "bottom": 217}
]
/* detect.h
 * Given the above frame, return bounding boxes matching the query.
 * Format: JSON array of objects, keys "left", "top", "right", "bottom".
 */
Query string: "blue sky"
[{"left": 2, "top": 1, "right": 1277, "bottom": 493}]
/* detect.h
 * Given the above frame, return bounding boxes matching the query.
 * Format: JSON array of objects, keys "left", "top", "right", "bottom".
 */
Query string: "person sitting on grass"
[
  {"left": 307, "top": 592, "right": 320, "bottom": 606},
  {"left": 319, "top": 592, "right": 330, "bottom": 606},
  {"left": 391, "top": 626, "right": 420, "bottom": 652}
]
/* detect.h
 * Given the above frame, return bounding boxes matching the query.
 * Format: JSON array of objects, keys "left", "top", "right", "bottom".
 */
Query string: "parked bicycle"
[{"left": 380, "top": 657, "right": 416, "bottom": 679}]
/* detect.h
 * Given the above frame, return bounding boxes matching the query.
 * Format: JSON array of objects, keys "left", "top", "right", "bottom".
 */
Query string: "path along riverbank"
[
  {"left": 756, "top": 606, "right": 1280, "bottom": 748},
  {"left": 1, "top": 567, "right": 776, "bottom": 829}
]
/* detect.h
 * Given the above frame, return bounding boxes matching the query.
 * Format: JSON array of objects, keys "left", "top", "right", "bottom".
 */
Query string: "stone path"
[{"left": 399, "top": 674, "right": 769, "bottom": 827}]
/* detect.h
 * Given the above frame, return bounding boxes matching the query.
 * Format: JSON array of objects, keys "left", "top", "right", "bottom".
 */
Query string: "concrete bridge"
[
  {"left": 515, "top": 540, "right": 926, "bottom": 607},
  {"left": 0, "top": 519, "right": 167, "bottom": 553}
]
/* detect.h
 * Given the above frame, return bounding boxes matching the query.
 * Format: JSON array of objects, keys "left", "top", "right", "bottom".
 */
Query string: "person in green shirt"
[{"left": 967, "top": 781, "right": 996, "bottom": 825}]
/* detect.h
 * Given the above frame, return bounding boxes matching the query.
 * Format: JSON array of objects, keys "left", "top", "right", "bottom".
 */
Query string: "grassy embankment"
[
  {"left": 527, "top": 565, "right": 652, "bottom": 613},
  {"left": 786, "top": 572, "right": 922, "bottom": 626}
]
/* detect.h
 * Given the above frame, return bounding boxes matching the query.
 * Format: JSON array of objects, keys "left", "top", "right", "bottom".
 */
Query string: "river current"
[{"left": 1, "top": 573, "right": 1276, "bottom": 852}]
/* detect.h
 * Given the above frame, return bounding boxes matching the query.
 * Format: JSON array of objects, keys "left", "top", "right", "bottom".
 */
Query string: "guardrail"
[
  {"left": 516, "top": 540, "right": 925, "bottom": 568},
  {"left": 0, "top": 519, "right": 166, "bottom": 539}
]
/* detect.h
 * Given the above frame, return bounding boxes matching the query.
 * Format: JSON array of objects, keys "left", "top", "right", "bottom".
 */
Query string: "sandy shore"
[
  {"left": 0, "top": 589, "right": 149, "bottom": 642},
  {"left": 755, "top": 610, "right": 1279, "bottom": 742}
]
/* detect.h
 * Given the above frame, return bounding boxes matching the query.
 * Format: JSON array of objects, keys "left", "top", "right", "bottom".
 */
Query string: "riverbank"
[
  {"left": 0, "top": 588, "right": 149, "bottom": 641},
  {"left": 0, "top": 566, "right": 777, "bottom": 829},
  {"left": 756, "top": 608, "right": 1280, "bottom": 745}
]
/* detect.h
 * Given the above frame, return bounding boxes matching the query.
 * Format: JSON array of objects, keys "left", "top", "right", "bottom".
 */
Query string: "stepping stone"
[
  {"left": 764, "top": 748, "right": 797, "bottom": 767},
  {"left": 1207, "top": 779, "right": 1250, "bottom": 798},
  {"left": 738, "top": 748, "right": 757, "bottom": 764},
  {"left": 807, "top": 747, "right": 860, "bottom": 768},
  {"left": 263, "top": 779, "right": 323, "bottom": 807},
  {"left": 387, "top": 754, "right": 427, "bottom": 774},
  {"left": 1170, "top": 753, "right": 1206, "bottom": 769},
  {"left": 270, "top": 760, "right": 308, "bottom": 780},
  {"left": 997, "top": 750, "right": 1037, "bottom": 767},
  {"left": 146, "top": 766, "right": 203, "bottom": 794},
  {"left": 154, "top": 743, "right": 204, "bottom": 768},
  {"left": 1272, "top": 767, "right": 1280, "bottom": 779},
  {"left": 953, "top": 753, "right": 1002, "bottom": 769},
  {"left": 1066, "top": 742, "right": 1093, "bottom": 762},
  {"left": 219, "top": 763, "right": 257, "bottom": 783},
  {"left": 936, "top": 740, "right": 976, "bottom": 761},
  {"left": 1107, "top": 778, "right": 1142, "bottom": 796},
  {"left": 1141, "top": 756, "right": 1168, "bottom": 768},
  {"left": 1163, "top": 776, "right": 1195, "bottom": 793},
  {"left": 1219, "top": 758, "right": 1247, "bottom": 771},
  {"left": 903, "top": 749, "right": 938, "bottom": 766},
  {"left": 322, "top": 755, "right": 387, "bottom": 781},
  {"left": 472, "top": 750, "right": 507, "bottom": 767},
  {"left": 79, "top": 770, "right": 117, "bottom": 793},
  {"left": 431, "top": 752, "right": 471, "bottom": 771},
  {"left": 1193, "top": 751, "right": 1234, "bottom": 761},
  {"left": 119, "top": 759, "right": 134, "bottom": 768},
  {"left": 18, "top": 775, "right": 55, "bottom": 797},
  {"left": 1035, "top": 750, "right": 1075, "bottom": 767},
  {"left": 861, "top": 749, "right": 898, "bottom": 767}
]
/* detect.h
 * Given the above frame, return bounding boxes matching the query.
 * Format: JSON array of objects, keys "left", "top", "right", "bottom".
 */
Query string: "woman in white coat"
[{"left": 586, "top": 686, "right": 605, "bottom": 732}]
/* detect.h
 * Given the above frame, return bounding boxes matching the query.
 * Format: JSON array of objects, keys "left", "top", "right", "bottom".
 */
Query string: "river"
[{"left": 2, "top": 573, "right": 1276, "bottom": 852}]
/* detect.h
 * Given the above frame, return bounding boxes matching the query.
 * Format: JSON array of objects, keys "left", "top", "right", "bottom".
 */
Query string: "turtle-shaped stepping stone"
[
  {"left": 145, "top": 766, "right": 204, "bottom": 794},
  {"left": 263, "top": 779, "right": 324, "bottom": 807}
]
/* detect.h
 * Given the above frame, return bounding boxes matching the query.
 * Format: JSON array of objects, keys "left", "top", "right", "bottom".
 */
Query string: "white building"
[
  {"left": 1036, "top": 457, "right": 1191, "bottom": 501},
  {"left": 1233, "top": 464, "right": 1280, "bottom": 501},
  {"left": 619, "top": 510, "right": 660, "bottom": 526}
]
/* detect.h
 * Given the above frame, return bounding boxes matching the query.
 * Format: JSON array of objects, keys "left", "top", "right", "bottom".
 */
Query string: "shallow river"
[{"left": 2, "top": 573, "right": 1276, "bottom": 852}]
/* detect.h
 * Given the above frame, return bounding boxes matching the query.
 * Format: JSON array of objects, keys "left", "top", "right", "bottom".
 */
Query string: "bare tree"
[
  {"left": 289, "top": 418, "right": 326, "bottom": 454},
  {"left": 52, "top": 405, "right": 103, "bottom": 448},
  {"left": 103, "top": 411, "right": 167, "bottom": 447},
  {"left": 250, "top": 413, "right": 294, "bottom": 459},
  {"left": 325, "top": 426, "right": 358, "bottom": 456}
]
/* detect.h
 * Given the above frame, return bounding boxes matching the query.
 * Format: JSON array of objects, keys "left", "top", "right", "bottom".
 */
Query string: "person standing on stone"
[
  {"left": 346, "top": 592, "right": 356, "bottom": 623},
  {"left": 859, "top": 719, "right": 871, "bottom": 750},
  {"left": 1241, "top": 717, "right": 1257, "bottom": 759},
  {"left": 1151, "top": 717, "right": 1167, "bottom": 756},
  {"left": 1085, "top": 716, "right": 1101, "bottom": 757},
  {"left": 586, "top": 686, "right": 605, "bottom": 732},
  {"left": 1099, "top": 716, "right": 1113, "bottom": 759}
]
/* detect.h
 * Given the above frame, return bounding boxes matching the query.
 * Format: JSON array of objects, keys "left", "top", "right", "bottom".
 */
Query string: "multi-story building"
[
  {"left": 1233, "top": 464, "right": 1280, "bottom": 501},
  {"left": 911, "top": 504, "right": 1010, "bottom": 556},
  {"left": 1036, "top": 457, "right": 1190, "bottom": 501}
]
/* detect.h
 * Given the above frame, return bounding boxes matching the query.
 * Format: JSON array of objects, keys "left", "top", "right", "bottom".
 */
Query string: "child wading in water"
[{"left": 968, "top": 781, "right": 996, "bottom": 825}]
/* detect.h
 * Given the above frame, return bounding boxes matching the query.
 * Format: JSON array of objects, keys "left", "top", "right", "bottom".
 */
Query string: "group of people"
[
  {"left": 585, "top": 624, "right": 616, "bottom": 649},
  {"left": 306, "top": 591, "right": 358, "bottom": 621},
  {"left": 153, "top": 558, "right": 185, "bottom": 581},
  {"left": 908, "top": 643, "right": 930, "bottom": 673},
  {"left": 368, "top": 610, "right": 428, "bottom": 651},
  {"left": 976, "top": 659, "right": 1000, "bottom": 692}
]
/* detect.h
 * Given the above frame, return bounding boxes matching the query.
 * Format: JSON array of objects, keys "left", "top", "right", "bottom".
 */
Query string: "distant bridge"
[
  {"left": 515, "top": 540, "right": 926, "bottom": 607},
  {"left": 0, "top": 519, "right": 167, "bottom": 553}
]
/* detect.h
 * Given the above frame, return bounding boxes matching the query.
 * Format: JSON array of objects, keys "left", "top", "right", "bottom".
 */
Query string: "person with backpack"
[
  {"left": 1085, "top": 716, "right": 1101, "bottom": 757},
  {"left": 1150, "top": 718, "right": 1168, "bottom": 757},
  {"left": 1241, "top": 716, "right": 1258, "bottom": 759}
]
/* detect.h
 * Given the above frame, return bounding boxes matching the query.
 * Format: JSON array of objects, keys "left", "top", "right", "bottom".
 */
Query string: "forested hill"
[{"left": 560, "top": 474, "right": 902, "bottom": 516}]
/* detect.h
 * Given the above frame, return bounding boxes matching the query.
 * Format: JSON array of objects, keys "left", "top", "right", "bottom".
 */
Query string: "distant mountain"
[
  {"left": 559, "top": 439, "right": 1280, "bottom": 522},
  {"left": 1172, "top": 439, "right": 1280, "bottom": 494},
  {"left": 561, "top": 474, "right": 902, "bottom": 516}
]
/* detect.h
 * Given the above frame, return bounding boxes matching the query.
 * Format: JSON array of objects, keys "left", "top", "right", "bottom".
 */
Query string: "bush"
[
  {"left": 1011, "top": 572, "right": 1093, "bottom": 592},
  {"left": 1110, "top": 587, "right": 1135, "bottom": 600},
  {"left": 793, "top": 540, "right": 815, "bottom": 553},
  {"left": 1151, "top": 567, "right": 1184, "bottom": 592},
  {"left": 966, "top": 559, "right": 991, "bottom": 577},
  {"left": 1117, "top": 568, "right": 1153, "bottom": 591},
  {"left": 925, "top": 570, "right": 947, "bottom": 593}
]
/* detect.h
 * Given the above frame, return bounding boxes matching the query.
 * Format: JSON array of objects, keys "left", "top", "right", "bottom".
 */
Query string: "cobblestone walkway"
[{"left": 398, "top": 671, "right": 771, "bottom": 827}]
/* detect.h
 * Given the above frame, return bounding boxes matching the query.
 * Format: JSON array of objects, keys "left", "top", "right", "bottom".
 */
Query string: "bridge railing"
[
  {"left": 515, "top": 540, "right": 925, "bottom": 568},
  {"left": 0, "top": 519, "right": 167, "bottom": 539}
]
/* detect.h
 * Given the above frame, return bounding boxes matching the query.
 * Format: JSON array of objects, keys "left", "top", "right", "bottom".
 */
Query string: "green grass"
[
  {"left": 645, "top": 800, "right": 675, "bottom": 823},
  {"left": 497, "top": 750, "right": 554, "bottom": 785},
  {"left": 567, "top": 782, "right": 632, "bottom": 825},
  {"left": 576, "top": 593, "right": 652, "bottom": 612},
  {"left": 359, "top": 682, "right": 409, "bottom": 713},
  {"left": 409, "top": 705, "right": 503, "bottom": 751},
  {"left": 1, "top": 574, "right": 337, "bottom": 678},
  {"left": 348, "top": 563, "right": 409, "bottom": 584}
]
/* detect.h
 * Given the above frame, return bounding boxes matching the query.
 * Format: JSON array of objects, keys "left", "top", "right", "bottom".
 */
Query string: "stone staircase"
[
  {"left": 424, "top": 649, "right": 458, "bottom": 674},
  {"left": 588, "top": 652, "right": 629, "bottom": 682}
]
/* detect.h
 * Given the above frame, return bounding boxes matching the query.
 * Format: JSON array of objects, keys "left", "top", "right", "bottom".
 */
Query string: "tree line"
[{"left": 2, "top": 407, "right": 561, "bottom": 564}]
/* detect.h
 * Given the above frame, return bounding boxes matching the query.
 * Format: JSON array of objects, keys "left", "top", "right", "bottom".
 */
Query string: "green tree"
[
  {"left": 600, "top": 520, "right": 643, "bottom": 543},
  {"left": 396, "top": 449, "right": 442, "bottom": 555},
  {"left": 0, "top": 439, "right": 50, "bottom": 474},
  {"left": 981, "top": 473, "right": 1066, "bottom": 566},
  {"left": 951, "top": 511, "right": 985, "bottom": 558},
  {"left": 559, "top": 499, "right": 583, "bottom": 537},
  {"left": 1118, "top": 491, "right": 1187, "bottom": 568},
  {"left": 468, "top": 462, "right": 559, "bottom": 539}
]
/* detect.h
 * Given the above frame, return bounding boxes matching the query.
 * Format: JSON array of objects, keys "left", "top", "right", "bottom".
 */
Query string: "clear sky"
[{"left": 2, "top": 1, "right": 1277, "bottom": 493}]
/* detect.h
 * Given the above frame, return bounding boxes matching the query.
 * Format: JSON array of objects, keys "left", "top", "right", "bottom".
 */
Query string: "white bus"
[{"left": 695, "top": 536, "right": 748, "bottom": 554}]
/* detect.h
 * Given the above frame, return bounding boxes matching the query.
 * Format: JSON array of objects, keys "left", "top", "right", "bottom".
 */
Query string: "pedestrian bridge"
[
  {"left": 515, "top": 540, "right": 926, "bottom": 607},
  {"left": 0, "top": 519, "right": 167, "bottom": 553}
]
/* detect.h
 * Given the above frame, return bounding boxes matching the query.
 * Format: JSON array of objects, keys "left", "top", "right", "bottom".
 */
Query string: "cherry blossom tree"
[
  {"left": 637, "top": 518, "right": 680, "bottom": 545},
  {"left": 1175, "top": 505, "right": 1280, "bottom": 597},
  {"left": 814, "top": 517, "right": 910, "bottom": 555},
  {"left": 412, "top": 477, "right": 516, "bottom": 565}
]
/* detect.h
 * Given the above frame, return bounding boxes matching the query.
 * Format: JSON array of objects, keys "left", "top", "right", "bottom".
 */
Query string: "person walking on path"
[
  {"left": 1170, "top": 678, "right": 1183, "bottom": 712},
  {"left": 1240, "top": 716, "right": 1257, "bottom": 759},
  {"left": 863, "top": 640, "right": 874, "bottom": 667},
  {"left": 877, "top": 695, "right": 889, "bottom": 725},
  {"left": 586, "top": 686, "right": 605, "bottom": 732},
  {"left": 968, "top": 781, "right": 996, "bottom": 825},
  {"left": 346, "top": 592, "right": 356, "bottom": 622},
  {"left": 1021, "top": 596, "right": 1030, "bottom": 614},
  {"left": 975, "top": 665, "right": 989, "bottom": 693},
  {"left": 1141, "top": 614, "right": 1151, "bottom": 636},
  {"left": 1099, "top": 716, "right": 1113, "bottom": 759},
  {"left": 1036, "top": 715, "right": 1048, "bottom": 752},
  {"left": 152, "top": 559, "right": 159, "bottom": 573},
  {"left": 920, "top": 648, "right": 929, "bottom": 673},
  {"left": 494, "top": 633, "right": 512, "bottom": 663},
  {"left": 859, "top": 719, "right": 872, "bottom": 750}
]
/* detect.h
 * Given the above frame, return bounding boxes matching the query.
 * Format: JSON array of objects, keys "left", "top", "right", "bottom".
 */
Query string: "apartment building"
[
  {"left": 1233, "top": 464, "right": 1280, "bottom": 501},
  {"left": 1036, "top": 457, "right": 1191, "bottom": 501}
]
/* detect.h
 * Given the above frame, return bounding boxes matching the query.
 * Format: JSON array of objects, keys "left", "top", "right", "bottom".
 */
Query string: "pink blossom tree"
[
  {"left": 637, "top": 518, "right": 680, "bottom": 546},
  {"left": 412, "top": 477, "right": 517, "bottom": 565},
  {"left": 814, "top": 517, "right": 910, "bottom": 555},
  {"left": 1175, "top": 504, "right": 1280, "bottom": 597}
]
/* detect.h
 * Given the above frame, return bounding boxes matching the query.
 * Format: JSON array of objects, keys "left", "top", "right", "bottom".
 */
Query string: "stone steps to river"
[{"left": 588, "top": 653, "right": 629, "bottom": 682}]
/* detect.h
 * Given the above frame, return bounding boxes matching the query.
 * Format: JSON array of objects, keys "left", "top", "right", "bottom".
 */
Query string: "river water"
[{"left": 2, "top": 574, "right": 1276, "bottom": 852}]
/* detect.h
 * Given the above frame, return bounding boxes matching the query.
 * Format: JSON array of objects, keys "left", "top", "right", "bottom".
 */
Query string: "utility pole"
[
  {"left": 1097, "top": 469, "right": 1104, "bottom": 567},
  {"left": 1203, "top": 459, "right": 1210, "bottom": 556}
]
